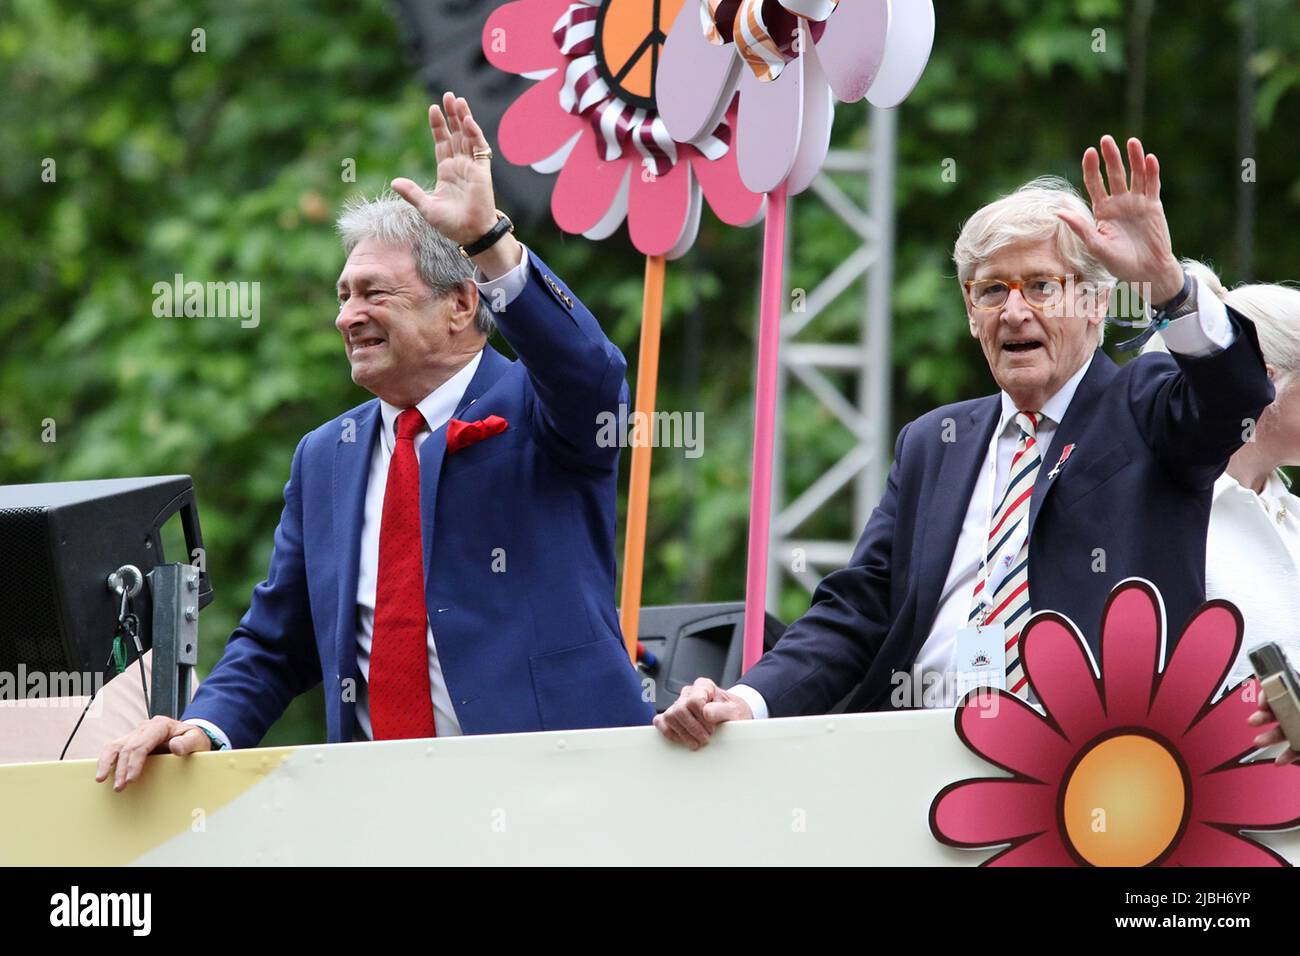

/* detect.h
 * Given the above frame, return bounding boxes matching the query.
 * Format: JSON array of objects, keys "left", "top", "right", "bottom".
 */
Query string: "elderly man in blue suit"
[
  {"left": 99, "top": 93, "right": 651, "bottom": 789},
  {"left": 658, "top": 135, "right": 1274, "bottom": 747}
]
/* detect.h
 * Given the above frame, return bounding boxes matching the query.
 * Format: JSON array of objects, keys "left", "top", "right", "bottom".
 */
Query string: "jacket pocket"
[
  {"left": 1054, "top": 443, "right": 1133, "bottom": 509},
  {"left": 529, "top": 638, "right": 651, "bottom": 730},
  {"left": 446, "top": 426, "right": 527, "bottom": 470}
]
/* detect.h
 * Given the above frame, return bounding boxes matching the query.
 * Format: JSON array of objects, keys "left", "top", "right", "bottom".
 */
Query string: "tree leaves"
[{"left": 3, "top": 0, "right": 1298, "bottom": 743}]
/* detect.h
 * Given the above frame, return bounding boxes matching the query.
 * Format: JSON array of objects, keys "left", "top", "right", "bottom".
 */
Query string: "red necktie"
[{"left": 369, "top": 407, "right": 437, "bottom": 740}]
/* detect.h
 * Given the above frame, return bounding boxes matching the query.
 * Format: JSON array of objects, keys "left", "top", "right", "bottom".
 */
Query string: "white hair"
[
  {"left": 953, "top": 176, "right": 1116, "bottom": 346},
  {"left": 336, "top": 189, "right": 493, "bottom": 336},
  {"left": 1143, "top": 262, "right": 1300, "bottom": 488}
]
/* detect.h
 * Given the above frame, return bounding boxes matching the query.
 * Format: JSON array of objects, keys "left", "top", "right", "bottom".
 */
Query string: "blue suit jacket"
[
  {"left": 184, "top": 253, "right": 653, "bottom": 746},
  {"left": 740, "top": 311, "right": 1274, "bottom": 717}
]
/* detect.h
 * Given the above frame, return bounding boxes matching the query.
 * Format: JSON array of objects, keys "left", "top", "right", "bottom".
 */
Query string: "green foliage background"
[{"left": 2, "top": 0, "right": 1298, "bottom": 743}]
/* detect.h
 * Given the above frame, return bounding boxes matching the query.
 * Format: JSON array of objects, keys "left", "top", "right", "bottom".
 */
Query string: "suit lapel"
[
  {"left": 453, "top": 345, "right": 512, "bottom": 419},
  {"left": 1027, "top": 349, "right": 1119, "bottom": 541},
  {"left": 419, "top": 345, "right": 514, "bottom": 601},
  {"left": 418, "top": 426, "right": 448, "bottom": 601},
  {"left": 912, "top": 397, "right": 1002, "bottom": 640},
  {"left": 324, "top": 349, "right": 514, "bottom": 735},
  {"left": 333, "top": 401, "right": 381, "bottom": 686}
]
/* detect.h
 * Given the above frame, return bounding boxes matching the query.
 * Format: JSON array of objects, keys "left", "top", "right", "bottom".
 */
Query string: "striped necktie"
[{"left": 968, "top": 410, "right": 1042, "bottom": 698}]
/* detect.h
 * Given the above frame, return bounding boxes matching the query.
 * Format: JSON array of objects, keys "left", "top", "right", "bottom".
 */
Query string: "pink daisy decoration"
[
  {"left": 656, "top": 0, "right": 936, "bottom": 194},
  {"left": 930, "top": 580, "right": 1300, "bottom": 866},
  {"left": 483, "top": 0, "right": 763, "bottom": 258}
]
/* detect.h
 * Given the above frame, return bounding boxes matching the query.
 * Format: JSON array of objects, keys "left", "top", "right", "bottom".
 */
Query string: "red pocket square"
[{"left": 446, "top": 415, "right": 509, "bottom": 455}]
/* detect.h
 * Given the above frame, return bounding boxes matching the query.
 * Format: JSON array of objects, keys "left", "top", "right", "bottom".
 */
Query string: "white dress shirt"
[
  {"left": 1207, "top": 470, "right": 1300, "bottom": 689},
  {"left": 190, "top": 247, "right": 533, "bottom": 749},
  {"left": 731, "top": 276, "right": 1235, "bottom": 719},
  {"left": 352, "top": 349, "right": 483, "bottom": 739}
]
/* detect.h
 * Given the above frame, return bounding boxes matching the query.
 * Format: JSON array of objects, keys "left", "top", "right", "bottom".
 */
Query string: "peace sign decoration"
[
  {"left": 486, "top": 0, "right": 763, "bottom": 258},
  {"left": 483, "top": 0, "right": 764, "bottom": 658}
]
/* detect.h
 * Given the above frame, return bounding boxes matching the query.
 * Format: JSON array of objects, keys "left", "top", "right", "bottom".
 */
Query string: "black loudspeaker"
[
  {"left": 0, "top": 475, "right": 213, "bottom": 695},
  {"left": 635, "top": 603, "right": 786, "bottom": 714}
]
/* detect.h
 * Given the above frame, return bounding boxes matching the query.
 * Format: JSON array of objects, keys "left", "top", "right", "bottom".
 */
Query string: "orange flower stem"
[{"left": 619, "top": 254, "right": 666, "bottom": 661}]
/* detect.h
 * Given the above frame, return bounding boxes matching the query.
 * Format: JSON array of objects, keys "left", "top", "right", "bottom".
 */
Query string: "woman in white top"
[{"left": 1147, "top": 262, "right": 1300, "bottom": 763}]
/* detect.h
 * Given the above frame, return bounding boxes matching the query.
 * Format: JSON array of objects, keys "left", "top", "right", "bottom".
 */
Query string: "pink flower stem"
[{"left": 743, "top": 181, "right": 789, "bottom": 672}]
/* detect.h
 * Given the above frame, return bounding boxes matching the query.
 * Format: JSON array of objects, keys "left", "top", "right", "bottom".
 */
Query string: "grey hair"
[
  {"left": 953, "top": 176, "right": 1116, "bottom": 346},
  {"left": 1144, "top": 260, "right": 1300, "bottom": 382},
  {"left": 336, "top": 189, "right": 494, "bottom": 336}
]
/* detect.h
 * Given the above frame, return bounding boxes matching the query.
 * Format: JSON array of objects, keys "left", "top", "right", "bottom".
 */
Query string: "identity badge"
[{"left": 954, "top": 623, "right": 1007, "bottom": 696}]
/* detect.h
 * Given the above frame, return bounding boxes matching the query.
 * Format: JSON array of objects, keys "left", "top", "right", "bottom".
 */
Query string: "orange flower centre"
[
  {"left": 1061, "top": 733, "right": 1189, "bottom": 866},
  {"left": 596, "top": 0, "right": 687, "bottom": 108}
]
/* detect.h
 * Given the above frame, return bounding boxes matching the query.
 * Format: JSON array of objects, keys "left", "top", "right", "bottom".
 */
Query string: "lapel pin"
[{"left": 1046, "top": 443, "right": 1076, "bottom": 480}]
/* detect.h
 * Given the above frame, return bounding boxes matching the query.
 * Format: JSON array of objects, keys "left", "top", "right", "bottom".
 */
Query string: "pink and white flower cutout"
[
  {"left": 657, "top": 0, "right": 936, "bottom": 194},
  {"left": 484, "top": 0, "right": 763, "bottom": 259},
  {"left": 930, "top": 579, "right": 1300, "bottom": 866}
]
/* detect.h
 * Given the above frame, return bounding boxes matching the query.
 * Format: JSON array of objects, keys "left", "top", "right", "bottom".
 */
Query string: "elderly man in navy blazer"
[
  {"left": 658, "top": 135, "right": 1274, "bottom": 747},
  {"left": 99, "top": 93, "right": 651, "bottom": 788}
]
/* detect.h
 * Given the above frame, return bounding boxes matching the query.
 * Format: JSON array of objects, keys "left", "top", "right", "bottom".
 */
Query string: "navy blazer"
[
  {"left": 184, "top": 253, "right": 653, "bottom": 747},
  {"left": 740, "top": 311, "right": 1274, "bottom": 717}
]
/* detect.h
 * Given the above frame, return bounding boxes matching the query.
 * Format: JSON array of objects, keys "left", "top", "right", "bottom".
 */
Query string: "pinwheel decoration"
[
  {"left": 930, "top": 580, "right": 1300, "bottom": 866},
  {"left": 484, "top": 0, "right": 763, "bottom": 653},
  {"left": 657, "top": 0, "right": 936, "bottom": 667},
  {"left": 659, "top": 0, "right": 936, "bottom": 195},
  {"left": 488, "top": 0, "right": 764, "bottom": 256}
]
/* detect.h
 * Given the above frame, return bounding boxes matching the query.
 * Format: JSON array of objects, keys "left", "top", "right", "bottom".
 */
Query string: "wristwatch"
[{"left": 459, "top": 210, "right": 514, "bottom": 259}]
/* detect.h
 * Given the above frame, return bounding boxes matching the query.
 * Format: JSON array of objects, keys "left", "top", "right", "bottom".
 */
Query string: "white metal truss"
[{"left": 767, "top": 105, "right": 897, "bottom": 602}]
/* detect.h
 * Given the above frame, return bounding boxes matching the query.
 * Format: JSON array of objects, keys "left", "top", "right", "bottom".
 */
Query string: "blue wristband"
[{"left": 1115, "top": 270, "right": 1190, "bottom": 353}]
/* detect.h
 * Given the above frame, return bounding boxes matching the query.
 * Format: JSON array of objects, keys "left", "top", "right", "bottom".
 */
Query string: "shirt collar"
[
  {"left": 997, "top": 352, "right": 1095, "bottom": 435},
  {"left": 378, "top": 349, "right": 484, "bottom": 448},
  {"left": 1214, "top": 468, "right": 1293, "bottom": 505}
]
